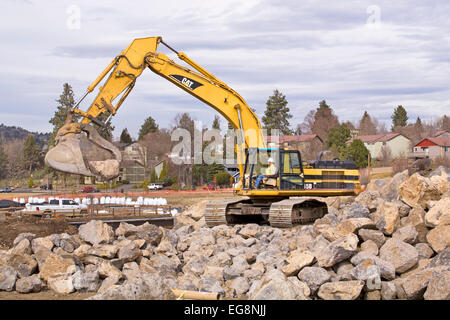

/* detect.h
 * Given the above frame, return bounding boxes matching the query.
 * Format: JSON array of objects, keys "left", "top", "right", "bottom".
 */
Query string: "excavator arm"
[{"left": 45, "top": 37, "right": 265, "bottom": 180}]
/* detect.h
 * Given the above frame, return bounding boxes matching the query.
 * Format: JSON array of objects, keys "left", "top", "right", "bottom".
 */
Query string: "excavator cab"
[{"left": 242, "top": 148, "right": 306, "bottom": 191}]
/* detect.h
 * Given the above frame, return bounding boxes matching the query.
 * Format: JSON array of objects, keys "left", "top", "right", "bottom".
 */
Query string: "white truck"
[
  {"left": 148, "top": 183, "right": 163, "bottom": 190},
  {"left": 22, "top": 198, "right": 88, "bottom": 217}
]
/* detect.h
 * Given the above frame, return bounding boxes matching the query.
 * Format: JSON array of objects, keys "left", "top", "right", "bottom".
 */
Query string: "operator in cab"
[{"left": 255, "top": 157, "right": 277, "bottom": 188}]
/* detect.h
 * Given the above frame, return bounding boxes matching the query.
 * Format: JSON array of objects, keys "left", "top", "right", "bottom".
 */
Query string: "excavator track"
[
  {"left": 268, "top": 198, "right": 328, "bottom": 228},
  {"left": 205, "top": 198, "right": 242, "bottom": 227},
  {"left": 205, "top": 197, "right": 328, "bottom": 228}
]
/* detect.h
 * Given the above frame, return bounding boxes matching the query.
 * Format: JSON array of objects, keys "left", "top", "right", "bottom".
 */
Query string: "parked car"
[
  {"left": 148, "top": 183, "right": 163, "bottom": 190},
  {"left": 78, "top": 186, "right": 100, "bottom": 193},
  {"left": 203, "top": 183, "right": 217, "bottom": 191},
  {"left": 22, "top": 198, "right": 88, "bottom": 217},
  {"left": 40, "top": 184, "right": 53, "bottom": 190},
  {"left": 0, "top": 187, "right": 12, "bottom": 193}
]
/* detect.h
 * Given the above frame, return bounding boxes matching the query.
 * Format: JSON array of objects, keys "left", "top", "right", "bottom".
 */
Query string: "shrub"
[
  {"left": 171, "top": 183, "right": 180, "bottom": 191},
  {"left": 28, "top": 178, "right": 34, "bottom": 188}
]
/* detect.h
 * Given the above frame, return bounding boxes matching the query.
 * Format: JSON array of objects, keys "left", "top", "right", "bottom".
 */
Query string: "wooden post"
[{"left": 171, "top": 289, "right": 219, "bottom": 300}]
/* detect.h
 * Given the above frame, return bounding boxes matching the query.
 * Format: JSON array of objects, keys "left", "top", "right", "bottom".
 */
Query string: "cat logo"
[{"left": 169, "top": 74, "right": 203, "bottom": 90}]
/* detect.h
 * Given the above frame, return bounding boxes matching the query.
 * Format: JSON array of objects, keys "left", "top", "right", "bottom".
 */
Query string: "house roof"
[
  {"left": 266, "top": 134, "right": 322, "bottom": 143},
  {"left": 415, "top": 137, "right": 450, "bottom": 147},
  {"left": 433, "top": 130, "right": 449, "bottom": 137},
  {"left": 350, "top": 133, "right": 406, "bottom": 144},
  {"left": 120, "top": 159, "right": 144, "bottom": 169}
]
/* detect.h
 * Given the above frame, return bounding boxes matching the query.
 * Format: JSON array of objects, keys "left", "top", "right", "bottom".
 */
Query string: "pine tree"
[
  {"left": 441, "top": 115, "right": 450, "bottom": 131},
  {"left": 359, "top": 111, "right": 377, "bottom": 135},
  {"left": 120, "top": 128, "right": 133, "bottom": 144},
  {"left": 326, "top": 124, "right": 351, "bottom": 156},
  {"left": 138, "top": 116, "right": 159, "bottom": 140},
  {"left": 343, "top": 139, "right": 369, "bottom": 168},
  {"left": 21, "top": 135, "right": 41, "bottom": 173},
  {"left": 212, "top": 115, "right": 221, "bottom": 130},
  {"left": 262, "top": 89, "right": 293, "bottom": 135},
  {"left": 48, "top": 83, "right": 78, "bottom": 147},
  {"left": 391, "top": 105, "right": 408, "bottom": 130},
  {"left": 0, "top": 141, "right": 8, "bottom": 179},
  {"left": 311, "top": 100, "right": 339, "bottom": 142}
]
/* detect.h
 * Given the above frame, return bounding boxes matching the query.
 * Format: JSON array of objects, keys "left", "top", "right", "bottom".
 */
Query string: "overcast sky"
[{"left": 0, "top": 0, "right": 449, "bottom": 138}]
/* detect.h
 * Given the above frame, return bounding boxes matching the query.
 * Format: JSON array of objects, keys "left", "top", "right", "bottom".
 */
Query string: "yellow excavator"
[{"left": 45, "top": 36, "right": 361, "bottom": 228}]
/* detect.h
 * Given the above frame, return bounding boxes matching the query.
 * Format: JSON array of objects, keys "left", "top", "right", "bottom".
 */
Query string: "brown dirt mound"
[{"left": 0, "top": 216, "right": 77, "bottom": 249}]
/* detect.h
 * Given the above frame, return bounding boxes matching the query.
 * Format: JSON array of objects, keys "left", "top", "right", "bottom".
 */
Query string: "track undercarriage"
[{"left": 205, "top": 197, "right": 328, "bottom": 228}]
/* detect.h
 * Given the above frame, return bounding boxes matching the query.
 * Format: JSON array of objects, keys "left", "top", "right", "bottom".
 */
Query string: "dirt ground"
[
  {"left": 0, "top": 216, "right": 77, "bottom": 250},
  {"left": 0, "top": 291, "right": 95, "bottom": 300}
]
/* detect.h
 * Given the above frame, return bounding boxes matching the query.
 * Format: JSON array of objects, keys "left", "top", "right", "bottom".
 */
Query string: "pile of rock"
[{"left": 0, "top": 167, "right": 448, "bottom": 300}]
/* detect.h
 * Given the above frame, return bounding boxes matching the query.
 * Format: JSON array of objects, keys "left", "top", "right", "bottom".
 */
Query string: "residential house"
[
  {"left": 266, "top": 134, "right": 324, "bottom": 160},
  {"left": 433, "top": 130, "right": 450, "bottom": 139},
  {"left": 119, "top": 160, "right": 147, "bottom": 184},
  {"left": 410, "top": 137, "right": 450, "bottom": 160},
  {"left": 116, "top": 141, "right": 148, "bottom": 184},
  {"left": 350, "top": 133, "right": 411, "bottom": 160}
]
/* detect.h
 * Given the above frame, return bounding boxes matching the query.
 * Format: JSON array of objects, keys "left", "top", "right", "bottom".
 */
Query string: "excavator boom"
[{"left": 45, "top": 37, "right": 264, "bottom": 180}]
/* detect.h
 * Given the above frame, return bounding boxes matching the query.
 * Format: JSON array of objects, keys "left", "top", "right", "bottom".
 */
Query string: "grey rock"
[
  {"left": 392, "top": 225, "right": 418, "bottom": 245},
  {"left": 199, "top": 276, "right": 225, "bottom": 296},
  {"left": 379, "top": 238, "right": 419, "bottom": 274},
  {"left": 78, "top": 220, "right": 114, "bottom": 245},
  {"left": 0, "top": 266, "right": 17, "bottom": 291},
  {"left": 316, "top": 233, "right": 359, "bottom": 268},
  {"left": 424, "top": 270, "right": 450, "bottom": 300},
  {"left": 297, "top": 267, "right": 331, "bottom": 294},
  {"left": 358, "top": 229, "right": 386, "bottom": 248},
  {"left": 15, "top": 274, "right": 42, "bottom": 293},
  {"left": 72, "top": 270, "right": 101, "bottom": 292},
  {"left": 381, "top": 281, "right": 397, "bottom": 300},
  {"left": 415, "top": 243, "right": 434, "bottom": 260},
  {"left": 118, "top": 242, "right": 141, "bottom": 262},
  {"left": 13, "top": 233, "right": 36, "bottom": 247}
]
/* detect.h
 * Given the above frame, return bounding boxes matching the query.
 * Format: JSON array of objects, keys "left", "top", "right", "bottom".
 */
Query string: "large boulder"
[
  {"left": 15, "top": 274, "right": 42, "bottom": 293},
  {"left": 78, "top": 220, "right": 115, "bottom": 245},
  {"left": 87, "top": 244, "right": 119, "bottom": 259},
  {"left": 425, "top": 197, "right": 450, "bottom": 228},
  {"left": 373, "top": 201, "right": 400, "bottom": 236},
  {"left": 38, "top": 253, "right": 78, "bottom": 282},
  {"left": 317, "top": 280, "right": 364, "bottom": 300},
  {"left": 281, "top": 250, "right": 315, "bottom": 276},
  {"left": 48, "top": 274, "right": 75, "bottom": 294},
  {"left": 379, "top": 239, "right": 419, "bottom": 274},
  {"left": 297, "top": 267, "right": 331, "bottom": 294},
  {"left": 426, "top": 225, "right": 450, "bottom": 253},
  {"left": 423, "top": 270, "right": 450, "bottom": 300},
  {"left": 89, "top": 273, "right": 175, "bottom": 300},
  {"left": 358, "top": 229, "right": 386, "bottom": 248},
  {"left": 0, "top": 266, "right": 17, "bottom": 291},
  {"left": 249, "top": 269, "right": 308, "bottom": 300},
  {"left": 316, "top": 233, "right": 359, "bottom": 268},
  {"left": 397, "top": 267, "right": 448, "bottom": 300},
  {"left": 429, "top": 166, "right": 450, "bottom": 194},
  {"left": 379, "top": 170, "right": 409, "bottom": 201},
  {"left": 72, "top": 270, "right": 101, "bottom": 292},
  {"left": 398, "top": 173, "right": 441, "bottom": 208}
]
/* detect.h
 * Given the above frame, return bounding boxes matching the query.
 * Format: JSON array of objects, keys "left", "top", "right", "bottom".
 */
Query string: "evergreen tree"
[
  {"left": 0, "top": 141, "right": 8, "bottom": 179},
  {"left": 120, "top": 128, "right": 133, "bottom": 144},
  {"left": 343, "top": 139, "right": 369, "bottom": 168},
  {"left": 326, "top": 124, "right": 351, "bottom": 156},
  {"left": 359, "top": 111, "right": 377, "bottom": 135},
  {"left": 311, "top": 100, "right": 340, "bottom": 142},
  {"left": 414, "top": 117, "right": 424, "bottom": 132},
  {"left": 138, "top": 116, "right": 159, "bottom": 140},
  {"left": 262, "top": 89, "right": 293, "bottom": 135},
  {"left": 391, "top": 105, "right": 408, "bottom": 130},
  {"left": 94, "top": 112, "right": 115, "bottom": 142},
  {"left": 21, "top": 135, "right": 41, "bottom": 173},
  {"left": 48, "top": 83, "right": 78, "bottom": 147},
  {"left": 441, "top": 115, "right": 450, "bottom": 131},
  {"left": 212, "top": 115, "right": 221, "bottom": 130}
]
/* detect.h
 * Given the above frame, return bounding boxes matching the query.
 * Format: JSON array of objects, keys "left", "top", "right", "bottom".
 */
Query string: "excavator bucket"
[{"left": 45, "top": 115, "right": 122, "bottom": 181}]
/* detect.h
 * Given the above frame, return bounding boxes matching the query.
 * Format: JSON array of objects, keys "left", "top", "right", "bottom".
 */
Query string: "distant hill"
[{"left": 0, "top": 123, "right": 50, "bottom": 145}]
